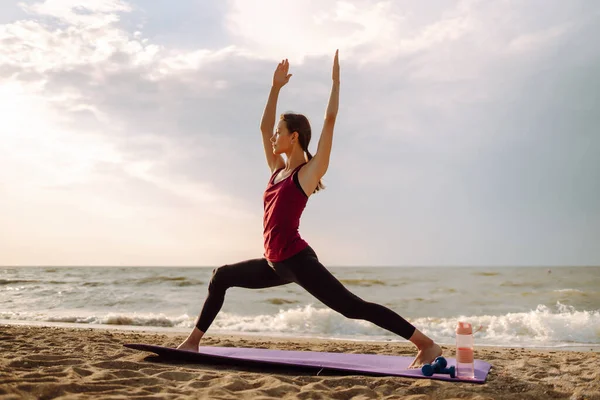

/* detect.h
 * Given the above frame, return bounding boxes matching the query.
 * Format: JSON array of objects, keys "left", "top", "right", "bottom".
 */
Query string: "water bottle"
[{"left": 455, "top": 321, "right": 475, "bottom": 379}]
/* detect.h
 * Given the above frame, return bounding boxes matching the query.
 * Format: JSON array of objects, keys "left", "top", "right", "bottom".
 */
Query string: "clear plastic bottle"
[{"left": 455, "top": 321, "right": 475, "bottom": 379}]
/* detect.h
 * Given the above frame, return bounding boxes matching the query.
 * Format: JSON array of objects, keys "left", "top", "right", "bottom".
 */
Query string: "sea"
[{"left": 1, "top": 266, "right": 599, "bottom": 351}]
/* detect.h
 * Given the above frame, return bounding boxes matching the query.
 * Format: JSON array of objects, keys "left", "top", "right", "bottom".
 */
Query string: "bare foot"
[
  {"left": 176, "top": 327, "right": 205, "bottom": 352},
  {"left": 176, "top": 340, "right": 199, "bottom": 352},
  {"left": 408, "top": 342, "right": 442, "bottom": 369}
]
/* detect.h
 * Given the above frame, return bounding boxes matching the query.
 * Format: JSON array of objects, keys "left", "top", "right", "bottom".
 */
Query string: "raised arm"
[
  {"left": 311, "top": 50, "right": 340, "bottom": 178},
  {"left": 260, "top": 59, "right": 291, "bottom": 173}
]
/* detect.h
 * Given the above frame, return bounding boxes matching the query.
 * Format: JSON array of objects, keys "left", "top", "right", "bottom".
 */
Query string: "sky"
[{"left": 0, "top": 0, "right": 598, "bottom": 267}]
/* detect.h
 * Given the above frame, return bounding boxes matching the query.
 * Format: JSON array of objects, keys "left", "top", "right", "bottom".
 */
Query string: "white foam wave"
[
  {"left": 0, "top": 311, "right": 191, "bottom": 328},
  {"left": 553, "top": 288, "right": 584, "bottom": 293},
  {"left": 2, "top": 302, "right": 598, "bottom": 348},
  {"left": 212, "top": 302, "right": 600, "bottom": 347},
  {"left": 412, "top": 303, "right": 600, "bottom": 347}
]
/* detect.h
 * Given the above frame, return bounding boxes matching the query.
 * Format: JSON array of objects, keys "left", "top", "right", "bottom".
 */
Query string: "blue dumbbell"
[
  {"left": 421, "top": 357, "right": 456, "bottom": 378},
  {"left": 421, "top": 356, "right": 447, "bottom": 375}
]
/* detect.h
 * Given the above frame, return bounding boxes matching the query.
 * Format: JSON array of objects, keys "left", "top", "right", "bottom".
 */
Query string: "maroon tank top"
[{"left": 263, "top": 163, "right": 309, "bottom": 262}]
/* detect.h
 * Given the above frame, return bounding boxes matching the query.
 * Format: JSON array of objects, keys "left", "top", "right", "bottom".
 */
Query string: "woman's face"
[{"left": 271, "top": 120, "right": 296, "bottom": 155}]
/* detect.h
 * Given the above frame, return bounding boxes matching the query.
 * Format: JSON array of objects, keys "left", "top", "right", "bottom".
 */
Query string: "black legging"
[{"left": 195, "top": 245, "right": 416, "bottom": 340}]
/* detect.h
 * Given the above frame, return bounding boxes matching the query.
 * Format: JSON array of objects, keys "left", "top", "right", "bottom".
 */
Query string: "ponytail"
[{"left": 281, "top": 112, "right": 326, "bottom": 194}]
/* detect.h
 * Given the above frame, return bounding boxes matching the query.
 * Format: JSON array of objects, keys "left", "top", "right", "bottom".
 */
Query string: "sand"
[{"left": 0, "top": 324, "right": 598, "bottom": 400}]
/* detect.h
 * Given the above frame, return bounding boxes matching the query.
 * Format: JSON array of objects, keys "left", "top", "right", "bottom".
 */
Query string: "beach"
[{"left": 1, "top": 325, "right": 598, "bottom": 400}]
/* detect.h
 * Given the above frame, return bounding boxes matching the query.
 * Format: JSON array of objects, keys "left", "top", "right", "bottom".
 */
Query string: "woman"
[{"left": 177, "top": 51, "right": 442, "bottom": 368}]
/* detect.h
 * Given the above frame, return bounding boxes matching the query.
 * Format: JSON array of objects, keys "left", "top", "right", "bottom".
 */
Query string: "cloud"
[
  {"left": 0, "top": 1, "right": 266, "bottom": 265},
  {"left": 1, "top": 0, "right": 598, "bottom": 265},
  {"left": 225, "top": 0, "right": 402, "bottom": 63},
  {"left": 507, "top": 25, "right": 569, "bottom": 53},
  {"left": 20, "top": 0, "right": 132, "bottom": 27}
]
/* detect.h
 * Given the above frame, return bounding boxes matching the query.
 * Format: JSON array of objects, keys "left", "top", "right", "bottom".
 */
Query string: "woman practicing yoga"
[{"left": 177, "top": 50, "right": 442, "bottom": 368}]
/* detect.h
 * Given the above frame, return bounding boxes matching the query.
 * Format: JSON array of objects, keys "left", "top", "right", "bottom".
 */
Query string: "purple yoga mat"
[{"left": 124, "top": 344, "right": 492, "bottom": 383}]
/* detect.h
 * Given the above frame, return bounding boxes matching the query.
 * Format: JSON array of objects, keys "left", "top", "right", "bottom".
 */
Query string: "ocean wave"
[
  {"left": 430, "top": 288, "right": 457, "bottom": 294},
  {"left": 0, "top": 279, "right": 75, "bottom": 285},
  {"left": 175, "top": 279, "right": 205, "bottom": 287},
  {"left": 0, "top": 311, "right": 190, "bottom": 328},
  {"left": 500, "top": 281, "right": 544, "bottom": 288},
  {"left": 472, "top": 272, "right": 500, "bottom": 276},
  {"left": 339, "top": 279, "right": 386, "bottom": 287},
  {"left": 4, "top": 276, "right": 208, "bottom": 288},
  {"left": 553, "top": 288, "right": 584, "bottom": 294},
  {"left": 136, "top": 276, "right": 187, "bottom": 284},
  {"left": 2, "top": 302, "right": 598, "bottom": 347},
  {"left": 0, "top": 279, "right": 41, "bottom": 285},
  {"left": 103, "top": 314, "right": 183, "bottom": 327},
  {"left": 412, "top": 297, "right": 438, "bottom": 303},
  {"left": 211, "top": 302, "right": 600, "bottom": 346},
  {"left": 82, "top": 282, "right": 105, "bottom": 287},
  {"left": 113, "top": 276, "right": 203, "bottom": 286},
  {"left": 266, "top": 298, "right": 299, "bottom": 305}
]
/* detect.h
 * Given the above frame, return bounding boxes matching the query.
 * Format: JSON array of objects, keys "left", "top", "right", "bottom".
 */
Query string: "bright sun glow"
[{"left": 0, "top": 82, "right": 122, "bottom": 189}]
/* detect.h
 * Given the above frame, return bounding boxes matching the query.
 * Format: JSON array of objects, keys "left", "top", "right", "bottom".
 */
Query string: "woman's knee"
[
  {"left": 340, "top": 306, "right": 362, "bottom": 319},
  {"left": 335, "top": 298, "right": 370, "bottom": 319},
  {"left": 208, "top": 265, "right": 230, "bottom": 293}
]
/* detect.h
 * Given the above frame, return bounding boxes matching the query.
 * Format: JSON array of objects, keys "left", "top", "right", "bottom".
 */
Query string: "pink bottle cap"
[{"left": 456, "top": 321, "right": 472, "bottom": 334}]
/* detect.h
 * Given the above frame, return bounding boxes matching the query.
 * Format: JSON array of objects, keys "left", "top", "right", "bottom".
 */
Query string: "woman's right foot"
[{"left": 408, "top": 342, "right": 442, "bottom": 369}]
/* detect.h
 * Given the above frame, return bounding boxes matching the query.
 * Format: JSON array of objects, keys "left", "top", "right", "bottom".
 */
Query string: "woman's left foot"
[
  {"left": 408, "top": 342, "right": 442, "bottom": 369},
  {"left": 176, "top": 340, "right": 199, "bottom": 352}
]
